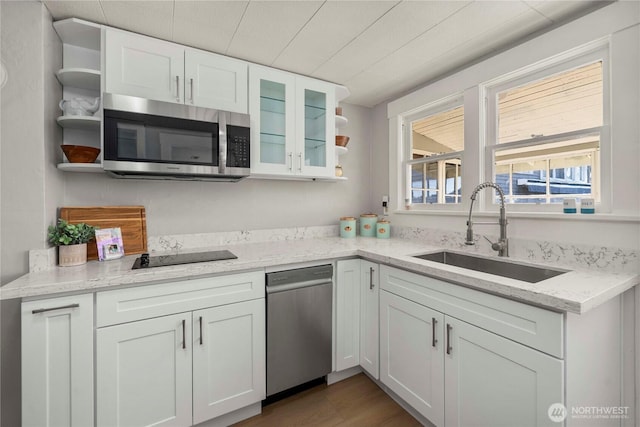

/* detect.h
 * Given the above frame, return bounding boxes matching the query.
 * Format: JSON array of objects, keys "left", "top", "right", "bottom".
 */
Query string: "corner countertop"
[{"left": 1, "top": 237, "right": 637, "bottom": 314}]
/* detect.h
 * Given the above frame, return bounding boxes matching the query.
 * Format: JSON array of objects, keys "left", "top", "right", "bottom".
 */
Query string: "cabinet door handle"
[
  {"left": 182, "top": 319, "right": 186, "bottom": 349},
  {"left": 176, "top": 75, "right": 180, "bottom": 101},
  {"left": 432, "top": 318, "right": 438, "bottom": 348},
  {"left": 369, "top": 267, "right": 375, "bottom": 290},
  {"left": 190, "top": 78, "right": 194, "bottom": 103},
  {"left": 298, "top": 153, "right": 302, "bottom": 171},
  {"left": 199, "top": 316, "right": 203, "bottom": 345},
  {"left": 288, "top": 152, "right": 293, "bottom": 171},
  {"left": 446, "top": 323, "right": 452, "bottom": 355},
  {"left": 31, "top": 303, "right": 79, "bottom": 314}
]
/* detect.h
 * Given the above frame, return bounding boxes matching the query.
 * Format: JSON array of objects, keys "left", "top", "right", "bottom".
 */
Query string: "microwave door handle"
[{"left": 218, "top": 111, "right": 227, "bottom": 174}]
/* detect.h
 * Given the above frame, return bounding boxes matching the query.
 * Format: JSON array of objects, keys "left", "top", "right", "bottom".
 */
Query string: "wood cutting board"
[{"left": 59, "top": 206, "right": 147, "bottom": 261}]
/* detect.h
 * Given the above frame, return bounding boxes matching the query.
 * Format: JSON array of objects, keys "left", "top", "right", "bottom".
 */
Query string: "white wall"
[
  {"left": 376, "top": 1, "right": 640, "bottom": 251},
  {"left": 0, "top": 1, "right": 63, "bottom": 285},
  {"left": 63, "top": 102, "right": 373, "bottom": 238}
]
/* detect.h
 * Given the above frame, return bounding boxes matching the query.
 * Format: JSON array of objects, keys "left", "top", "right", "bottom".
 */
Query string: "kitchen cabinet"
[
  {"left": 96, "top": 271, "right": 265, "bottom": 427},
  {"left": 380, "top": 291, "right": 444, "bottom": 426},
  {"left": 444, "top": 316, "right": 563, "bottom": 427},
  {"left": 359, "top": 260, "right": 379, "bottom": 379},
  {"left": 380, "top": 266, "right": 563, "bottom": 427},
  {"left": 249, "top": 65, "right": 336, "bottom": 179},
  {"left": 335, "top": 259, "right": 361, "bottom": 371},
  {"left": 22, "top": 294, "right": 94, "bottom": 427},
  {"left": 97, "top": 312, "right": 193, "bottom": 427},
  {"left": 105, "top": 28, "right": 247, "bottom": 113},
  {"left": 192, "top": 300, "right": 265, "bottom": 424}
]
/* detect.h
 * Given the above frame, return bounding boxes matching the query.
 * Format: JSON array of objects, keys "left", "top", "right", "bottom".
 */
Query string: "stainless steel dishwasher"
[{"left": 266, "top": 264, "right": 333, "bottom": 397}]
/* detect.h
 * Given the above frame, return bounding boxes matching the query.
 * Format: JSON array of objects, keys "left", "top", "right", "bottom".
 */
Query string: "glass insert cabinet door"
[
  {"left": 250, "top": 66, "right": 335, "bottom": 177},
  {"left": 296, "top": 78, "right": 335, "bottom": 177},
  {"left": 249, "top": 67, "right": 296, "bottom": 175}
]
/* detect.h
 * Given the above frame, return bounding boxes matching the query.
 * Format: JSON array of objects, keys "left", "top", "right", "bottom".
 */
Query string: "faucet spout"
[{"left": 465, "top": 182, "right": 509, "bottom": 257}]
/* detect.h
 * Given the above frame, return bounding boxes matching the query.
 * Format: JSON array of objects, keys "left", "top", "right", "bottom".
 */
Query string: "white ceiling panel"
[
  {"left": 272, "top": 1, "right": 398, "bottom": 76},
  {"left": 225, "top": 0, "right": 323, "bottom": 65},
  {"left": 43, "top": 0, "right": 107, "bottom": 24},
  {"left": 99, "top": 1, "right": 175, "bottom": 41},
  {"left": 312, "top": 0, "right": 471, "bottom": 83},
  {"left": 524, "top": 0, "right": 610, "bottom": 23},
  {"left": 366, "top": 1, "right": 548, "bottom": 81},
  {"left": 343, "top": 71, "right": 403, "bottom": 106},
  {"left": 173, "top": 1, "right": 248, "bottom": 54},
  {"left": 41, "top": 0, "right": 609, "bottom": 107}
]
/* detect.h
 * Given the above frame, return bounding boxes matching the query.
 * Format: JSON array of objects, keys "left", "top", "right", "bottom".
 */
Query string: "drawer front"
[
  {"left": 97, "top": 270, "right": 264, "bottom": 327},
  {"left": 380, "top": 265, "right": 563, "bottom": 358}
]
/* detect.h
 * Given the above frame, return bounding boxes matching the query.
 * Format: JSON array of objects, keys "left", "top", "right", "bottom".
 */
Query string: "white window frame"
[
  {"left": 401, "top": 94, "right": 465, "bottom": 212},
  {"left": 482, "top": 41, "right": 611, "bottom": 213}
]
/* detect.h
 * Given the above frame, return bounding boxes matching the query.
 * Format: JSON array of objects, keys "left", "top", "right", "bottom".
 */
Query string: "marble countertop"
[{"left": 1, "top": 237, "right": 637, "bottom": 314}]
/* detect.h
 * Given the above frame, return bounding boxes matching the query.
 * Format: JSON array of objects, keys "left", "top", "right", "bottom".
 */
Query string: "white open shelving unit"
[
  {"left": 334, "top": 108, "right": 349, "bottom": 180},
  {"left": 54, "top": 18, "right": 103, "bottom": 173}
]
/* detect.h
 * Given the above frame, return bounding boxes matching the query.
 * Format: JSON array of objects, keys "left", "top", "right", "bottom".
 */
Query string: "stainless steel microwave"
[{"left": 102, "top": 93, "right": 250, "bottom": 181}]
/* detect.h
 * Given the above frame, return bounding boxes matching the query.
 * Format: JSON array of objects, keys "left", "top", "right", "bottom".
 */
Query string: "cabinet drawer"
[
  {"left": 380, "top": 265, "right": 563, "bottom": 358},
  {"left": 97, "top": 270, "right": 264, "bottom": 327}
]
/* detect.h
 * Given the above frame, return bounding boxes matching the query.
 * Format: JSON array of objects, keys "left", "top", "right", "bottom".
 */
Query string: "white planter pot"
[{"left": 58, "top": 243, "right": 87, "bottom": 267}]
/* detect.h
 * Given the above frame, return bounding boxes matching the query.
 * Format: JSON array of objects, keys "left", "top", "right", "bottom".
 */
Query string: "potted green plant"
[{"left": 48, "top": 219, "right": 96, "bottom": 266}]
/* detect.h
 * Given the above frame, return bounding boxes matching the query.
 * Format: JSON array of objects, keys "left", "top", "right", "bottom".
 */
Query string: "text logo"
[{"left": 548, "top": 403, "right": 567, "bottom": 423}]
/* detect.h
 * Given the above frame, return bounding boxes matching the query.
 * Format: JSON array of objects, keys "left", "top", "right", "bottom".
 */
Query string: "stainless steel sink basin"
[{"left": 413, "top": 251, "right": 567, "bottom": 283}]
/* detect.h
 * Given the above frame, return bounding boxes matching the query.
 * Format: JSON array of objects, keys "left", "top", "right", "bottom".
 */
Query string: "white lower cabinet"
[
  {"left": 380, "top": 289, "right": 563, "bottom": 427},
  {"left": 359, "top": 260, "right": 379, "bottom": 379},
  {"left": 444, "top": 316, "right": 563, "bottom": 427},
  {"left": 96, "top": 271, "right": 266, "bottom": 427},
  {"left": 192, "top": 300, "right": 265, "bottom": 424},
  {"left": 380, "top": 265, "right": 565, "bottom": 427},
  {"left": 21, "top": 294, "right": 94, "bottom": 427},
  {"left": 97, "top": 312, "right": 193, "bottom": 427},
  {"left": 335, "top": 259, "right": 361, "bottom": 371},
  {"left": 380, "top": 290, "right": 445, "bottom": 426}
]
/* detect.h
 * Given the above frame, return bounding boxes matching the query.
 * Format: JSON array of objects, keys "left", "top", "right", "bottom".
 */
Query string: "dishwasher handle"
[{"left": 266, "top": 278, "right": 332, "bottom": 294}]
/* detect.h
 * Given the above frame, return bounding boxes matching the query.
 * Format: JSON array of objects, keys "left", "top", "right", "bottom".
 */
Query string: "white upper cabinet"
[
  {"left": 185, "top": 49, "right": 247, "bottom": 112},
  {"left": 105, "top": 29, "right": 185, "bottom": 104},
  {"left": 105, "top": 28, "right": 247, "bottom": 113},
  {"left": 249, "top": 66, "right": 297, "bottom": 176},
  {"left": 250, "top": 65, "right": 336, "bottom": 179}
]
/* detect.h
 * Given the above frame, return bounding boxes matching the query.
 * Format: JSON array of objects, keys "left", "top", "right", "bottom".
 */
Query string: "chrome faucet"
[{"left": 465, "top": 182, "right": 509, "bottom": 257}]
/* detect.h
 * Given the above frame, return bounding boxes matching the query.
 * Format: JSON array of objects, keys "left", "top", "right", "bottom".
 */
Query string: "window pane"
[
  {"left": 495, "top": 164, "right": 511, "bottom": 196},
  {"left": 444, "top": 162, "right": 461, "bottom": 204},
  {"left": 411, "top": 106, "right": 464, "bottom": 157},
  {"left": 497, "top": 62, "right": 602, "bottom": 144},
  {"left": 549, "top": 154, "right": 593, "bottom": 196},
  {"left": 502, "top": 159, "right": 547, "bottom": 204}
]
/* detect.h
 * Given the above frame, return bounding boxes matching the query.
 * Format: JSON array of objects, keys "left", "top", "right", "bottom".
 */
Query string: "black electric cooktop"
[{"left": 132, "top": 250, "right": 237, "bottom": 270}]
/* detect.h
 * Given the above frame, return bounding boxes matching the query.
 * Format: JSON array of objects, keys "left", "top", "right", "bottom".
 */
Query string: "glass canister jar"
[
  {"left": 376, "top": 219, "right": 390, "bottom": 238},
  {"left": 360, "top": 213, "right": 378, "bottom": 237},
  {"left": 340, "top": 217, "right": 356, "bottom": 238}
]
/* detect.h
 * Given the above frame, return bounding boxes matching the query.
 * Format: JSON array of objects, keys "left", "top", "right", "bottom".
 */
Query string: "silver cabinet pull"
[
  {"left": 446, "top": 323, "right": 452, "bottom": 355},
  {"left": 288, "top": 152, "right": 293, "bottom": 171},
  {"left": 176, "top": 75, "right": 180, "bottom": 101},
  {"left": 298, "top": 153, "right": 302, "bottom": 171},
  {"left": 32, "top": 303, "right": 79, "bottom": 314},
  {"left": 432, "top": 318, "right": 438, "bottom": 348},
  {"left": 190, "top": 78, "right": 194, "bottom": 103},
  {"left": 369, "top": 267, "right": 375, "bottom": 290},
  {"left": 182, "top": 319, "right": 186, "bottom": 349},
  {"left": 199, "top": 316, "right": 203, "bottom": 345}
]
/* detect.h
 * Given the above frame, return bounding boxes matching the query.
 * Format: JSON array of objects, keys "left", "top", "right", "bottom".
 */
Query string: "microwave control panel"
[{"left": 227, "top": 125, "right": 250, "bottom": 168}]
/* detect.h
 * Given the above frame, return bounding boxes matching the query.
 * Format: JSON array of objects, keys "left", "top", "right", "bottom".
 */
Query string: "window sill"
[{"left": 393, "top": 209, "right": 639, "bottom": 223}]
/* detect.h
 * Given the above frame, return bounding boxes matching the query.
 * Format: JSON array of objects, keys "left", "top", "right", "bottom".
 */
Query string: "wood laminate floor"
[{"left": 234, "top": 373, "right": 422, "bottom": 426}]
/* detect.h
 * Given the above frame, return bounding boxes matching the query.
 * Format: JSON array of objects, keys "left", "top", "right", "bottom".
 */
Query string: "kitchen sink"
[{"left": 413, "top": 251, "right": 567, "bottom": 283}]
